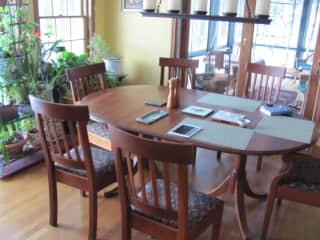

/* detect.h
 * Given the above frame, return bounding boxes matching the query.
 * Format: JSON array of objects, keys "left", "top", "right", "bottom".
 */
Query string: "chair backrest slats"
[
  {"left": 137, "top": 155, "right": 147, "bottom": 202},
  {"left": 163, "top": 161, "right": 172, "bottom": 210},
  {"left": 109, "top": 125, "right": 195, "bottom": 225},
  {"left": 126, "top": 152, "right": 137, "bottom": 197},
  {"left": 66, "top": 63, "right": 107, "bottom": 103},
  {"left": 245, "top": 63, "right": 286, "bottom": 103},
  {"left": 159, "top": 57, "right": 199, "bottom": 89},
  {"left": 59, "top": 120, "right": 72, "bottom": 159},
  {"left": 148, "top": 158, "right": 159, "bottom": 208},
  {"left": 29, "top": 95, "right": 94, "bottom": 175}
]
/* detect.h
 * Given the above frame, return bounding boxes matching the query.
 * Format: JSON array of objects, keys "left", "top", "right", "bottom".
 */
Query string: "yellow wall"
[{"left": 95, "top": 0, "right": 172, "bottom": 84}]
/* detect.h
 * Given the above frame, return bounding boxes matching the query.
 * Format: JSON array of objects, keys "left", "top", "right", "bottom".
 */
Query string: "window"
[
  {"left": 189, "top": 0, "right": 320, "bottom": 69},
  {"left": 188, "top": 0, "right": 210, "bottom": 55},
  {"left": 251, "top": 0, "right": 304, "bottom": 67},
  {"left": 34, "top": 0, "right": 93, "bottom": 55}
]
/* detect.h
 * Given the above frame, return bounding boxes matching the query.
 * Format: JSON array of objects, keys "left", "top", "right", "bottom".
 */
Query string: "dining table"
[{"left": 80, "top": 84, "right": 318, "bottom": 240}]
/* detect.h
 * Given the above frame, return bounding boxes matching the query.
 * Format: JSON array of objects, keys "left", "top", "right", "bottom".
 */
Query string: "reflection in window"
[
  {"left": 252, "top": 0, "right": 303, "bottom": 67},
  {"left": 189, "top": 0, "right": 319, "bottom": 70}
]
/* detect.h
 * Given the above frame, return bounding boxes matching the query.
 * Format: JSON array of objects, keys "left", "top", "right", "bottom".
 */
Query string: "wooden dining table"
[{"left": 80, "top": 85, "right": 318, "bottom": 240}]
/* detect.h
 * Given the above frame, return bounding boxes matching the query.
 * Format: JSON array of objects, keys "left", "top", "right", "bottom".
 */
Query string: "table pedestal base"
[{"left": 207, "top": 154, "right": 267, "bottom": 240}]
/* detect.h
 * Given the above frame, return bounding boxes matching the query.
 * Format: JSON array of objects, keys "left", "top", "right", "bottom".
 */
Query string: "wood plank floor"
[{"left": 1, "top": 148, "right": 319, "bottom": 240}]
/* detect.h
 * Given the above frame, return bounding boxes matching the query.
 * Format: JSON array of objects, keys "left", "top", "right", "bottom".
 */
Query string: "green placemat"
[
  {"left": 254, "top": 116, "right": 315, "bottom": 144},
  {"left": 197, "top": 93, "right": 261, "bottom": 112},
  {"left": 176, "top": 118, "right": 254, "bottom": 150}
]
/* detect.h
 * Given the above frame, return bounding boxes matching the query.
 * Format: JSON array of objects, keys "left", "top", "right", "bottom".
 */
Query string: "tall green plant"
[
  {"left": 0, "top": 120, "right": 10, "bottom": 165},
  {"left": 0, "top": 5, "right": 35, "bottom": 58},
  {"left": 88, "top": 34, "right": 110, "bottom": 62}
]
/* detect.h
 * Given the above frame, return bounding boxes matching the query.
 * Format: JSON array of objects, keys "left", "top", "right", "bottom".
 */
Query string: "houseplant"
[
  {"left": 88, "top": 34, "right": 121, "bottom": 87},
  {"left": 0, "top": 119, "right": 28, "bottom": 165},
  {"left": 0, "top": 4, "right": 33, "bottom": 104}
]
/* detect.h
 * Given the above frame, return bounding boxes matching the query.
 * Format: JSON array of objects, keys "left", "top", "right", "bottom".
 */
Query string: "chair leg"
[
  {"left": 81, "top": 190, "right": 87, "bottom": 197},
  {"left": 276, "top": 198, "right": 282, "bottom": 206},
  {"left": 261, "top": 189, "right": 277, "bottom": 240},
  {"left": 121, "top": 211, "right": 131, "bottom": 240},
  {"left": 104, "top": 186, "right": 119, "bottom": 198},
  {"left": 88, "top": 191, "right": 98, "bottom": 240},
  {"left": 256, "top": 156, "right": 263, "bottom": 172},
  {"left": 211, "top": 205, "right": 224, "bottom": 240},
  {"left": 48, "top": 177, "right": 58, "bottom": 227},
  {"left": 216, "top": 151, "right": 222, "bottom": 161}
]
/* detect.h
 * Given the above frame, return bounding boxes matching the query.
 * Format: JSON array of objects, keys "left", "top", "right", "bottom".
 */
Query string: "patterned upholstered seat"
[
  {"left": 87, "top": 121, "right": 110, "bottom": 140},
  {"left": 133, "top": 179, "right": 223, "bottom": 228},
  {"left": 58, "top": 146, "right": 116, "bottom": 189},
  {"left": 279, "top": 159, "right": 320, "bottom": 193}
]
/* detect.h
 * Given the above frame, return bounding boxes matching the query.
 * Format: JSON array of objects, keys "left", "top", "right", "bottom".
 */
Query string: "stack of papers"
[
  {"left": 181, "top": 105, "right": 214, "bottom": 117},
  {"left": 211, "top": 110, "right": 250, "bottom": 127}
]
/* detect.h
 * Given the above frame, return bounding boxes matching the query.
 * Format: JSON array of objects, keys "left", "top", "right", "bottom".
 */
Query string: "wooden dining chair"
[
  {"left": 262, "top": 73, "right": 320, "bottom": 239},
  {"left": 246, "top": 63, "right": 288, "bottom": 171},
  {"left": 244, "top": 63, "right": 297, "bottom": 104},
  {"left": 248, "top": 63, "right": 298, "bottom": 172},
  {"left": 261, "top": 152, "right": 320, "bottom": 239},
  {"left": 29, "top": 95, "right": 117, "bottom": 240},
  {"left": 108, "top": 125, "right": 224, "bottom": 240},
  {"left": 65, "top": 63, "right": 111, "bottom": 151},
  {"left": 159, "top": 57, "right": 199, "bottom": 89}
]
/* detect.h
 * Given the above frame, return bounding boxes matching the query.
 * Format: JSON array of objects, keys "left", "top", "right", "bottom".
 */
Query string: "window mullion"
[{"left": 296, "top": 0, "right": 312, "bottom": 60}]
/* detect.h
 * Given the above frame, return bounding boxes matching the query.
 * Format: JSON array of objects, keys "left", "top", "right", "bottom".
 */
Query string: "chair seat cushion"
[
  {"left": 57, "top": 146, "right": 116, "bottom": 189},
  {"left": 87, "top": 121, "right": 109, "bottom": 139},
  {"left": 279, "top": 159, "right": 320, "bottom": 193},
  {"left": 279, "top": 180, "right": 320, "bottom": 193},
  {"left": 132, "top": 179, "right": 223, "bottom": 228}
]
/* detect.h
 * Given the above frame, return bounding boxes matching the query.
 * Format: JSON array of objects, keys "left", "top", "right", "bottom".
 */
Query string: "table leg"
[
  {"left": 208, "top": 154, "right": 267, "bottom": 240},
  {"left": 234, "top": 154, "right": 251, "bottom": 240}
]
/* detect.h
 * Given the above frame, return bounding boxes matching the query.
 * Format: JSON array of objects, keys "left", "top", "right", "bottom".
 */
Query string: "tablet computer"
[{"left": 168, "top": 123, "right": 202, "bottom": 138}]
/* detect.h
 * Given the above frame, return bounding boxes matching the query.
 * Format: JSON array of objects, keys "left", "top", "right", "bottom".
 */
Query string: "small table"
[{"left": 80, "top": 85, "right": 317, "bottom": 239}]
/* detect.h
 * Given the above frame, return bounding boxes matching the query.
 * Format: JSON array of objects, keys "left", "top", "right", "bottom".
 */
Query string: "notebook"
[{"left": 259, "top": 104, "right": 293, "bottom": 116}]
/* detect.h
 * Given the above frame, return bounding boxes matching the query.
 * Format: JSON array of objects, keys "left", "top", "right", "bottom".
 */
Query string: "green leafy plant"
[
  {"left": 0, "top": 120, "right": 10, "bottom": 165},
  {"left": 49, "top": 50, "right": 89, "bottom": 101},
  {"left": 0, "top": 5, "right": 36, "bottom": 58},
  {"left": 88, "top": 33, "right": 110, "bottom": 62},
  {"left": 88, "top": 34, "right": 120, "bottom": 88}
]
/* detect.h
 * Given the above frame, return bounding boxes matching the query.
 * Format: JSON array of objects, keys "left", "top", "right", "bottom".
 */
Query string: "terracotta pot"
[
  {"left": 5, "top": 132, "right": 29, "bottom": 154},
  {"left": 28, "top": 129, "right": 41, "bottom": 149},
  {"left": 0, "top": 105, "right": 18, "bottom": 122}
]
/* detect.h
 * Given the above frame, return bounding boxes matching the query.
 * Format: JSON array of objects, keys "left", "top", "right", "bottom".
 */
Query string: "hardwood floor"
[{"left": 1, "top": 149, "right": 319, "bottom": 240}]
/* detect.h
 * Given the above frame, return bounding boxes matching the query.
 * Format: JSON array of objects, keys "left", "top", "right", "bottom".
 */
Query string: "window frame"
[
  {"left": 33, "top": 0, "right": 95, "bottom": 54},
  {"left": 188, "top": 0, "right": 319, "bottom": 69}
]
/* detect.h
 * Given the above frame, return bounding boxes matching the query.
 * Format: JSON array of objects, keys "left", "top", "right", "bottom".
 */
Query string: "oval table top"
[{"left": 80, "top": 85, "right": 318, "bottom": 156}]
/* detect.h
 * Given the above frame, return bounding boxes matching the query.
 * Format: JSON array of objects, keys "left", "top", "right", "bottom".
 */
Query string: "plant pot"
[
  {"left": 103, "top": 57, "right": 123, "bottom": 75},
  {"left": 27, "top": 129, "right": 41, "bottom": 150},
  {"left": 0, "top": 55, "right": 25, "bottom": 75},
  {"left": 0, "top": 105, "right": 19, "bottom": 122},
  {"left": 5, "top": 132, "right": 29, "bottom": 156}
]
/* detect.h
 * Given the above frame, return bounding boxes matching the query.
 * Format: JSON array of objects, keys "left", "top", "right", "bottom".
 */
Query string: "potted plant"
[
  {"left": 88, "top": 34, "right": 121, "bottom": 87},
  {"left": 20, "top": 117, "right": 40, "bottom": 150},
  {"left": 48, "top": 50, "right": 90, "bottom": 102},
  {"left": 89, "top": 34, "right": 123, "bottom": 75},
  {"left": 0, "top": 5, "right": 33, "bottom": 72},
  {"left": 0, "top": 119, "right": 28, "bottom": 166}
]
